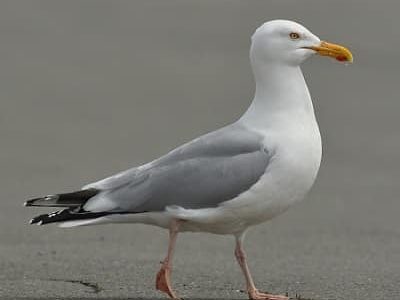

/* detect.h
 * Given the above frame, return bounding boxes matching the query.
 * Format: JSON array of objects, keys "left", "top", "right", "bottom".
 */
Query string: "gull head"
[{"left": 251, "top": 20, "right": 353, "bottom": 66}]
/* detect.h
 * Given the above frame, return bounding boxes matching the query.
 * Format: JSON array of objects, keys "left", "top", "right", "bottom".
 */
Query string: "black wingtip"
[
  {"left": 29, "top": 216, "right": 42, "bottom": 225},
  {"left": 24, "top": 199, "right": 38, "bottom": 207},
  {"left": 28, "top": 209, "right": 115, "bottom": 226},
  {"left": 24, "top": 194, "right": 63, "bottom": 207},
  {"left": 24, "top": 189, "right": 99, "bottom": 208},
  {"left": 29, "top": 214, "right": 50, "bottom": 225},
  {"left": 24, "top": 199, "right": 33, "bottom": 207}
]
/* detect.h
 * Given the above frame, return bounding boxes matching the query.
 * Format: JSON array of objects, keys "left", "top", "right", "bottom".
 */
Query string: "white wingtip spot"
[{"left": 29, "top": 219, "right": 34, "bottom": 224}]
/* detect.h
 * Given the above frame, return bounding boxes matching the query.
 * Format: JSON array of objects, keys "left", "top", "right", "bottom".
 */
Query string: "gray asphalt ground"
[{"left": 1, "top": 1, "right": 399, "bottom": 299}]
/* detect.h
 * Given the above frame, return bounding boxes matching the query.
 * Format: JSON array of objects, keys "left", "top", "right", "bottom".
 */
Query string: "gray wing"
[{"left": 83, "top": 123, "right": 271, "bottom": 213}]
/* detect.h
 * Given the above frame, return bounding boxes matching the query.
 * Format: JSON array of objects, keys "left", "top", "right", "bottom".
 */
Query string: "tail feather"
[{"left": 24, "top": 189, "right": 99, "bottom": 208}]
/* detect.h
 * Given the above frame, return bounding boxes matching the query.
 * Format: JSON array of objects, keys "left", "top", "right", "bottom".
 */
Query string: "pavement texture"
[{"left": 0, "top": 1, "right": 399, "bottom": 299}]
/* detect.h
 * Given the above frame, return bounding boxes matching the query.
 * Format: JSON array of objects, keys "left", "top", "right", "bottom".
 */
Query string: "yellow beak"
[{"left": 305, "top": 41, "right": 353, "bottom": 63}]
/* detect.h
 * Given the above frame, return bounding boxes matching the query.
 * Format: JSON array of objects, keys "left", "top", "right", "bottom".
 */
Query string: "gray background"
[{"left": 0, "top": 0, "right": 399, "bottom": 299}]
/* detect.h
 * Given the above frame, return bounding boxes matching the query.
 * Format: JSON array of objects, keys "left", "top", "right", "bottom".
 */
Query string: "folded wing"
[{"left": 83, "top": 123, "right": 271, "bottom": 213}]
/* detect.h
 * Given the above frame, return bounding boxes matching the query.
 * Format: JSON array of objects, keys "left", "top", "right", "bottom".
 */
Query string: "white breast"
[{"left": 167, "top": 115, "right": 322, "bottom": 235}]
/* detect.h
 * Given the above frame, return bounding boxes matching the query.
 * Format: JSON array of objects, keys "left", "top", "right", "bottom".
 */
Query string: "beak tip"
[
  {"left": 336, "top": 55, "right": 353, "bottom": 63},
  {"left": 315, "top": 41, "right": 353, "bottom": 64}
]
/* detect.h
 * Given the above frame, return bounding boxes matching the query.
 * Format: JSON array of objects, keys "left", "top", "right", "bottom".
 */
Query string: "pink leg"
[
  {"left": 156, "top": 219, "right": 182, "bottom": 299},
  {"left": 234, "top": 233, "right": 288, "bottom": 300}
]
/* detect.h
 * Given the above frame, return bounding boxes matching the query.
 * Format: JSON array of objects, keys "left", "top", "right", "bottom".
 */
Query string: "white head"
[{"left": 251, "top": 20, "right": 353, "bottom": 67}]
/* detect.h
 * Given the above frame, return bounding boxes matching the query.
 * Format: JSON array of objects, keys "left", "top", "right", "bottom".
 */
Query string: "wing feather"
[{"left": 84, "top": 124, "right": 271, "bottom": 213}]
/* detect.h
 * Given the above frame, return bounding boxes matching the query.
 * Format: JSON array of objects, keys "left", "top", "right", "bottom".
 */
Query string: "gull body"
[
  {"left": 25, "top": 20, "right": 352, "bottom": 300},
  {"left": 86, "top": 63, "right": 322, "bottom": 235},
  {"left": 68, "top": 21, "right": 322, "bottom": 234}
]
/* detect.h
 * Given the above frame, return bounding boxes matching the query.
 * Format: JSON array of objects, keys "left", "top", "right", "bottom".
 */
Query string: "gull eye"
[{"left": 289, "top": 32, "right": 300, "bottom": 40}]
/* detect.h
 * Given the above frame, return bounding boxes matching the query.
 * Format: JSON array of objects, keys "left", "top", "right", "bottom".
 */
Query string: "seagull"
[{"left": 25, "top": 20, "right": 352, "bottom": 300}]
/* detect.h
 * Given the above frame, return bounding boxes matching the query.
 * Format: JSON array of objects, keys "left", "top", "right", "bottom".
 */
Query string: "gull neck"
[{"left": 239, "top": 60, "right": 316, "bottom": 130}]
